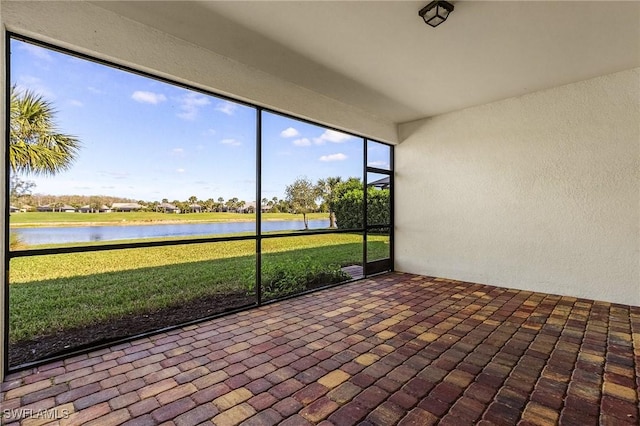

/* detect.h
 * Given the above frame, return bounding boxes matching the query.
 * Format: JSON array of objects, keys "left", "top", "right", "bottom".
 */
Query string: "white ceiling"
[{"left": 95, "top": 1, "right": 640, "bottom": 124}]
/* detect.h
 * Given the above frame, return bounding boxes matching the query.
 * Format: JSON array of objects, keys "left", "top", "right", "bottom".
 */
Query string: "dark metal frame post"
[
  {"left": 389, "top": 145, "right": 395, "bottom": 272},
  {"left": 363, "top": 139, "right": 368, "bottom": 275},
  {"left": 3, "top": 34, "right": 12, "bottom": 377},
  {"left": 255, "top": 108, "right": 262, "bottom": 305}
]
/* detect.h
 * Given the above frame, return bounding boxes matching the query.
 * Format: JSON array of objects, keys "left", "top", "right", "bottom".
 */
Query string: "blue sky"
[{"left": 11, "top": 39, "right": 390, "bottom": 203}]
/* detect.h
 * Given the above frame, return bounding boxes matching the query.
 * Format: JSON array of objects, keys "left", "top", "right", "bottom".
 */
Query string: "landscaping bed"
[{"left": 9, "top": 291, "right": 255, "bottom": 366}]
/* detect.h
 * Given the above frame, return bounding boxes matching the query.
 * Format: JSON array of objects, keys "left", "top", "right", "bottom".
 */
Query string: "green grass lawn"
[
  {"left": 9, "top": 234, "right": 389, "bottom": 343},
  {"left": 10, "top": 211, "right": 329, "bottom": 226}
]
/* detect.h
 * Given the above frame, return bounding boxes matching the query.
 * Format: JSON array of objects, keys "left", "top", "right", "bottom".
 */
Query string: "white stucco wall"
[{"left": 396, "top": 68, "right": 640, "bottom": 306}]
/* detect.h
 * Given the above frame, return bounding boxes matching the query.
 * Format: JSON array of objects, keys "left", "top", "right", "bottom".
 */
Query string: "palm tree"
[
  {"left": 10, "top": 85, "right": 81, "bottom": 175},
  {"left": 317, "top": 177, "right": 342, "bottom": 228},
  {"left": 204, "top": 198, "right": 215, "bottom": 212},
  {"left": 228, "top": 197, "right": 240, "bottom": 213},
  {"left": 89, "top": 196, "right": 101, "bottom": 213}
]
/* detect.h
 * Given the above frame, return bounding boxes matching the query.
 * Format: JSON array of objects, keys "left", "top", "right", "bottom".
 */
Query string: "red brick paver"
[{"left": 2, "top": 272, "right": 639, "bottom": 425}]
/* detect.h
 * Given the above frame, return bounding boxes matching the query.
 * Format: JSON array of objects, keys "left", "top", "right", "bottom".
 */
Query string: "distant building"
[
  {"left": 369, "top": 176, "right": 390, "bottom": 190},
  {"left": 79, "top": 205, "right": 112, "bottom": 213},
  {"left": 188, "top": 204, "right": 202, "bottom": 213},
  {"left": 37, "top": 204, "right": 77, "bottom": 213},
  {"left": 157, "top": 202, "right": 180, "bottom": 214},
  {"left": 238, "top": 202, "right": 256, "bottom": 214},
  {"left": 111, "top": 202, "right": 144, "bottom": 212},
  {"left": 9, "top": 206, "right": 19, "bottom": 213}
]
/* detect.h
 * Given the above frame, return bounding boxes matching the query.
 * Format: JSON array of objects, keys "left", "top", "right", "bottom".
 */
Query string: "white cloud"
[
  {"left": 171, "top": 148, "right": 185, "bottom": 156},
  {"left": 98, "top": 170, "right": 129, "bottom": 180},
  {"left": 69, "top": 100, "right": 84, "bottom": 107},
  {"left": 87, "top": 86, "right": 105, "bottom": 95},
  {"left": 178, "top": 92, "right": 211, "bottom": 120},
  {"left": 368, "top": 160, "right": 389, "bottom": 168},
  {"left": 19, "top": 43, "right": 53, "bottom": 62},
  {"left": 176, "top": 168, "right": 185, "bottom": 173},
  {"left": 205, "top": 128, "right": 217, "bottom": 136},
  {"left": 319, "top": 153, "right": 348, "bottom": 162},
  {"left": 221, "top": 138, "right": 242, "bottom": 147},
  {"left": 314, "top": 129, "right": 354, "bottom": 145},
  {"left": 17, "top": 75, "right": 42, "bottom": 86},
  {"left": 281, "top": 127, "right": 300, "bottom": 138},
  {"left": 293, "top": 138, "right": 312, "bottom": 147},
  {"left": 131, "top": 91, "right": 167, "bottom": 105},
  {"left": 15, "top": 76, "right": 55, "bottom": 99},
  {"left": 215, "top": 101, "right": 238, "bottom": 116}
]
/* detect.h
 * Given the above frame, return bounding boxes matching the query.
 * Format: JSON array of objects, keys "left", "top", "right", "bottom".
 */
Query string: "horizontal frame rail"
[{"left": 8, "top": 228, "right": 366, "bottom": 258}]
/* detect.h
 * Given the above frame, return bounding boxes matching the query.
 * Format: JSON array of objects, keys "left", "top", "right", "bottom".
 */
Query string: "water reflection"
[
  {"left": 89, "top": 227, "right": 103, "bottom": 242},
  {"left": 14, "top": 219, "right": 330, "bottom": 246}
]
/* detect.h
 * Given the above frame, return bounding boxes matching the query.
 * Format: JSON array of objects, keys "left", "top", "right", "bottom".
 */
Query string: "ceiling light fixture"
[{"left": 419, "top": 1, "right": 454, "bottom": 28}]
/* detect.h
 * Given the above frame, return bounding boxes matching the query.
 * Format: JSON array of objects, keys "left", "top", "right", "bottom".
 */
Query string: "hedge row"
[{"left": 332, "top": 187, "right": 390, "bottom": 229}]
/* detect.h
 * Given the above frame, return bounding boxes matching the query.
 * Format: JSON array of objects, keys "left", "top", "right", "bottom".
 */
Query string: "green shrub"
[
  {"left": 367, "top": 188, "right": 391, "bottom": 226},
  {"left": 257, "top": 256, "right": 350, "bottom": 299},
  {"left": 332, "top": 187, "right": 390, "bottom": 229},
  {"left": 9, "top": 232, "right": 27, "bottom": 250},
  {"left": 332, "top": 189, "right": 362, "bottom": 229}
]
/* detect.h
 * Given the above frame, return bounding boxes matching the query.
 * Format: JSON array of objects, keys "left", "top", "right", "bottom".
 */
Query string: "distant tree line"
[
  {"left": 11, "top": 175, "right": 390, "bottom": 228},
  {"left": 10, "top": 190, "right": 139, "bottom": 211}
]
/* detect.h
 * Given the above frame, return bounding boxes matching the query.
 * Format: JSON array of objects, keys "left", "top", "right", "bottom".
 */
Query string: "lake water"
[{"left": 14, "top": 219, "right": 330, "bottom": 246}]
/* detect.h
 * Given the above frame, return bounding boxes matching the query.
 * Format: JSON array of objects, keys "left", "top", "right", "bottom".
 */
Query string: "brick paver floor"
[{"left": 2, "top": 272, "right": 639, "bottom": 425}]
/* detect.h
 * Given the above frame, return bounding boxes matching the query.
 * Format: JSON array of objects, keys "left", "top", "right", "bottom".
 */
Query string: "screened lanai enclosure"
[{"left": 5, "top": 36, "right": 393, "bottom": 370}]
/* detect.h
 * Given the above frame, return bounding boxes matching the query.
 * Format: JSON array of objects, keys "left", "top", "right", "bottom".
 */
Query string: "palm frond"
[{"left": 9, "top": 85, "right": 81, "bottom": 176}]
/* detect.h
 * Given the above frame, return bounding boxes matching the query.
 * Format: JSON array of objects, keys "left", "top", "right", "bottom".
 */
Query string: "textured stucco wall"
[
  {"left": 396, "top": 68, "right": 640, "bottom": 305},
  {"left": 0, "top": 0, "right": 397, "bottom": 144}
]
